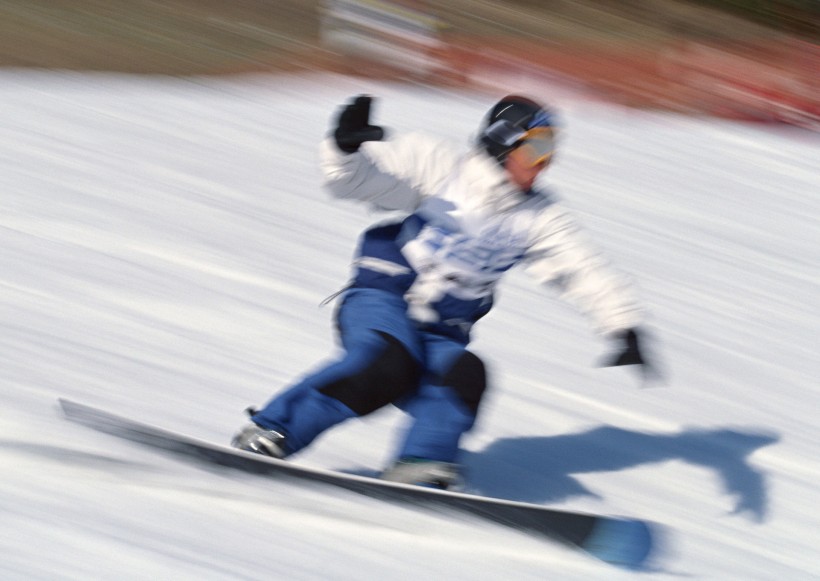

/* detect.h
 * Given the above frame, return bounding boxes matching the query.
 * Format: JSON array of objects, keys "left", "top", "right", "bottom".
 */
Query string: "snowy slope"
[{"left": 1, "top": 71, "right": 818, "bottom": 580}]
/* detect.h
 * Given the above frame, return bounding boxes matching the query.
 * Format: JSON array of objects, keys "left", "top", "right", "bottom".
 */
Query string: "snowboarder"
[{"left": 233, "top": 94, "right": 659, "bottom": 489}]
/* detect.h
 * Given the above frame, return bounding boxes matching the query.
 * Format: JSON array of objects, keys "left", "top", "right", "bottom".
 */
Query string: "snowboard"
[{"left": 59, "top": 398, "right": 654, "bottom": 568}]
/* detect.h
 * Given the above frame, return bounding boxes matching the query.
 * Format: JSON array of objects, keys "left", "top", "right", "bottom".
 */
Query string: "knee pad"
[
  {"left": 320, "top": 332, "right": 421, "bottom": 416},
  {"left": 437, "top": 351, "right": 487, "bottom": 414}
]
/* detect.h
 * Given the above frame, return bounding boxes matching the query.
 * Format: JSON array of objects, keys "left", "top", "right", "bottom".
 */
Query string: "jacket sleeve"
[
  {"left": 524, "top": 204, "right": 644, "bottom": 336},
  {"left": 318, "top": 133, "right": 458, "bottom": 213}
]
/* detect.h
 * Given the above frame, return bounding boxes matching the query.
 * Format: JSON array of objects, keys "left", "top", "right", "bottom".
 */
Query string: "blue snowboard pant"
[{"left": 250, "top": 288, "right": 487, "bottom": 463}]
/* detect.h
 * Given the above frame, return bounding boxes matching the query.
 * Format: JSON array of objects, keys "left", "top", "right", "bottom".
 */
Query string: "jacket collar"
[{"left": 467, "top": 149, "right": 532, "bottom": 213}]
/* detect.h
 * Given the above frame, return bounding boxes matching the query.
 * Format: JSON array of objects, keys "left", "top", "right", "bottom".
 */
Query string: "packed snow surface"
[{"left": 1, "top": 71, "right": 818, "bottom": 580}]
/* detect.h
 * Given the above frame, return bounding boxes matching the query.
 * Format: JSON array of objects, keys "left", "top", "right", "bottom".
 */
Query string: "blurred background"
[{"left": 1, "top": 0, "right": 817, "bottom": 128}]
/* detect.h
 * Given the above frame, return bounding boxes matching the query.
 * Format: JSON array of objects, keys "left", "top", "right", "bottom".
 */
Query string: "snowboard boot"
[
  {"left": 381, "top": 457, "right": 462, "bottom": 490},
  {"left": 231, "top": 423, "right": 287, "bottom": 458}
]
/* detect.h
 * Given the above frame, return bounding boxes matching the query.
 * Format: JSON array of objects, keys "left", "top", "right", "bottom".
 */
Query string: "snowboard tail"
[{"left": 59, "top": 398, "right": 654, "bottom": 568}]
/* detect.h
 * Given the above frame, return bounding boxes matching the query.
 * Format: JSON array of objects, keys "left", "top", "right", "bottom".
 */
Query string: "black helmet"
[{"left": 480, "top": 95, "right": 556, "bottom": 163}]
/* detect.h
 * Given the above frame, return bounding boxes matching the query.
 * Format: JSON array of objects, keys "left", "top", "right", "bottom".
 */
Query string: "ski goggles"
[
  {"left": 484, "top": 121, "right": 556, "bottom": 167},
  {"left": 510, "top": 127, "right": 556, "bottom": 167}
]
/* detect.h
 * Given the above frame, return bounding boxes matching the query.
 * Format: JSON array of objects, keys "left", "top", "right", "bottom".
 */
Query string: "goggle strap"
[{"left": 484, "top": 120, "right": 527, "bottom": 147}]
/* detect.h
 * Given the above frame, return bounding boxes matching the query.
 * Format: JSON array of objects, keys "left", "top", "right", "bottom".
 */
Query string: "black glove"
[
  {"left": 333, "top": 95, "right": 385, "bottom": 153},
  {"left": 602, "top": 328, "right": 664, "bottom": 386}
]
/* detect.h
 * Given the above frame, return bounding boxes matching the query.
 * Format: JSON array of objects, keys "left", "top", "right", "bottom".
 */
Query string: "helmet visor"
[{"left": 511, "top": 127, "right": 556, "bottom": 167}]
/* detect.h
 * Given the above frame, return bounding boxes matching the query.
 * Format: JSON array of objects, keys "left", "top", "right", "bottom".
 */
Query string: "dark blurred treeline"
[
  {"left": 509, "top": 0, "right": 818, "bottom": 39},
  {"left": 692, "top": 0, "right": 818, "bottom": 37}
]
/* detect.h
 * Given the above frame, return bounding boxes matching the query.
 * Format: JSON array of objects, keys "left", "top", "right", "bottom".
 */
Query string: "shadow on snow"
[{"left": 463, "top": 426, "right": 779, "bottom": 522}]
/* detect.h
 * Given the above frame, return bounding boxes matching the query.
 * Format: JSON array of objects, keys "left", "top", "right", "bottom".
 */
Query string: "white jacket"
[{"left": 319, "top": 133, "right": 643, "bottom": 338}]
